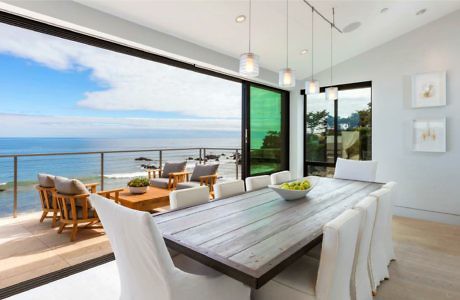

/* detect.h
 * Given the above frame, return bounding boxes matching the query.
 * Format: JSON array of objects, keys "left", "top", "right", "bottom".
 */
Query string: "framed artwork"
[
  {"left": 411, "top": 71, "right": 446, "bottom": 108},
  {"left": 413, "top": 118, "right": 446, "bottom": 152}
]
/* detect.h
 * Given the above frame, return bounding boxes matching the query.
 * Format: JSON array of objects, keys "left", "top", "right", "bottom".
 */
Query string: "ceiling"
[{"left": 74, "top": 0, "right": 460, "bottom": 80}]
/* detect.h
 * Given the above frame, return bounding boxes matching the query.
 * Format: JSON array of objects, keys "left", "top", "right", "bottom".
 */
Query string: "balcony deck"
[
  {"left": 0, "top": 212, "right": 110, "bottom": 289},
  {"left": 0, "top": 212, "right": 459, "bottom": 299}
]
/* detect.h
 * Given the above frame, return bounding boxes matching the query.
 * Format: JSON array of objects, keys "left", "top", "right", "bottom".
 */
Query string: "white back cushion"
[
  {"left": 245, "top": 175, "right": 271, "bottom": 191},
  {"left": 90, "top": 194, "right": 175, "bottom": 300},
  {"left": 352, "top": 197, "right": 377, "bottom": 300},
  {"left": 270, "top": 171, "right": 291, "bottom": 185},
  {"left": 316, "top": 209, "right": 362, "bottom": 300},
  {"left": 334, "top": 158, "right": 378, "bottom": 182},
  {"left": 214, "top": 180, "right": 245, "bottom": 200},
  {"left": 170, "top": 186, "right": 209, "bottom": 209}
]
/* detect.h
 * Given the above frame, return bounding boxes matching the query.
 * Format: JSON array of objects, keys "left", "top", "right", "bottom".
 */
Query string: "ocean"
[{"left": 0, "top": 137, "right": 240, "bottom": 218}]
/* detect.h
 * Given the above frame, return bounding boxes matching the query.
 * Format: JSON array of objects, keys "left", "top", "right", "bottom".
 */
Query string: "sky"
[{"left": 0, "top": 22, "right": 242, "bottom": 138}]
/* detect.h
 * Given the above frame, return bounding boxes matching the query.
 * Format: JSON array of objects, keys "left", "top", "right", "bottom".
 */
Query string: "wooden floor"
[{"left": 0, "top": 212, "right": 459, "bottom": 299}]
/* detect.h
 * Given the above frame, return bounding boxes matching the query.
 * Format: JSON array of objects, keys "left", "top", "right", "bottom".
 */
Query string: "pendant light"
[
  {"left": 279, "top": 0, "right": 295, "bottom": 88},
  {"left": 239, "top": 0, "right": 259, "bottom": 77},
  {"left": 305, "top": 7, "right": 319, "bottom": 94},
  {"left": 325, "top": 8, "right": 338, "bottom": 100}
]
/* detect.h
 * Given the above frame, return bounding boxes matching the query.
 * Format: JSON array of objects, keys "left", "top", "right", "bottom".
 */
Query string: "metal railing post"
[
  {"left": 159, "top": 150, "right": 163, "bottom": 176},
  {"left": 100, "top": 153, "right": 104, "bottom": 190},
  {"left": 13, "top": 156, "right": 18, "bottom": 218},
  {"left": 203, "top": 148, "right": 207, "bottom": 165},
  {"left": 235, "top": 149, "right": 239, "bottom": 179},
  {"left": 199, "top": 148, "right": 202, "bottom": 164}
]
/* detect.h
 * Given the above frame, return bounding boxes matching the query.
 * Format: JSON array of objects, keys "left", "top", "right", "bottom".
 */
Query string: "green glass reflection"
[{"left": 249, "top": 86, "right": 282, "bottom": 175}]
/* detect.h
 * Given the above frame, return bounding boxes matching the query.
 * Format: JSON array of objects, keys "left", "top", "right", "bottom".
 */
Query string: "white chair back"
[
  {"left": 352, "top": 197, "right": 377, "bottom": 300},
  {"left": 368, "top": 188, "right": 392, "bottom": 291},
  {"left": 270, "top": 171, "right": 291, "bottom": 185},
  {"left": 380, "top": 181, "right": 397, "bottom": 262},
  {"left": 90, "top": 194, "right": 175, "bottom": 300},
  {"left": 334, "top": 158, "right": 377, "bottom": 182},
  {"left": 316, "top": 209, "right": 362, "bottom": 300},
  {"left": 245, "top": 175, "right": 271, "bottom": 191},
  {"left": 170, "top": 186, "right": 209, "bottom": 210},
  {"left": 214, "top": 180, "right": 245, "bottom": 200}
]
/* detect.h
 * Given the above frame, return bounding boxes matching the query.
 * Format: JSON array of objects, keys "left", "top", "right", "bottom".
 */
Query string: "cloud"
[
  {"left": 0, "top": 113, "right": 240, "bottom": 137},
  {"left": 0, "top": 23, "right": 241, "bottom": 119}
]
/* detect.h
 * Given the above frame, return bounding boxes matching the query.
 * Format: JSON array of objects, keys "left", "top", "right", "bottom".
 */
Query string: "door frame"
[{"left": 242, "top": 81, "right": 290, "bottom": 179}]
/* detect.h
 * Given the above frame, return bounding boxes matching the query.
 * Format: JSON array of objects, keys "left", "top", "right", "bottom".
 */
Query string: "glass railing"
[{"left": 0, "top": 147, "right": 241, "bottom": 218}]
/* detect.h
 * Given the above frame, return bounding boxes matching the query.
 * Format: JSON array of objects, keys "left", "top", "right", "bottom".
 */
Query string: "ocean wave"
[{"left": 104, "top": 171, "right": 149, "bottom": 179}]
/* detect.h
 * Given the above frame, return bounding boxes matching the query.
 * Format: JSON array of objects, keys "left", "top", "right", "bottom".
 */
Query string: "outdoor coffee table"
[{"left": 117, "top": 187, "right": 170, "bottom": 212}]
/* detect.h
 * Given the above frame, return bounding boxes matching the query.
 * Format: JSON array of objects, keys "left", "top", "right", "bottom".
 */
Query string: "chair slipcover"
[
  {"left": 381, "top": 181, "right": 397, "bottom": 263},
  {"left": 255, "top": 209, "right": 362, "bottom": 300},
  {"left": 214, "top": 180, "right": 246, "bottom": 199},
  {"left": 352, "top": 197, "right": 377, "bottom": 300},
  {"left": 368, "top": 188, "right": 392, "bottom": 292},
  {"left": 270, "top": 171, "right": 292, "bottom": 185},
  {"left": 333, "top": 158, "right": 378, "bottom": 182},
  {"left": 245, "top": 175, "right": 271, "bottom": 191},
  {"left": 90, "top": 194, "right": 250, "bottom": 300},
  {"left": 169, "top": 186, "right": 209, "bottom": 210}
]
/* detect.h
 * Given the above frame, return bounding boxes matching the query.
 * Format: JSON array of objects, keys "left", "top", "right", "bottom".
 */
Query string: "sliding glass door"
[
  {"left": 304, "top": 81, "right": 372, "bottom": 177},
  {"left": 243, "top": 83, "right": 289, "bottom": 177}
]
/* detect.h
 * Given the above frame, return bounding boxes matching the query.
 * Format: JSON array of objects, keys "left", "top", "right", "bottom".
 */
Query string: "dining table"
[{"left": 152, "top": 176, "right": 383, "bottom": 289}]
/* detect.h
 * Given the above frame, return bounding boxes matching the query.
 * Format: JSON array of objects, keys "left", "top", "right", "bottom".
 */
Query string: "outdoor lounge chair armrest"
[
  {"left": 168, "top": 171, "right": 190, "bottom": 177},
  {"left": 85, "top": 182, "right": 99, "bottom": 193},
  {"left": 97, "top": 188, "right": 123, "bottom": 203},
  {"left": 169, "top": 171, "right": 190, "bottom": 189}
]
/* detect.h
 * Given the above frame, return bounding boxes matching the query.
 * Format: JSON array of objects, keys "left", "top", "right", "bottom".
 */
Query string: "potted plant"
[{"left": 127, "top": 177, "right": 150, "bottom": 194}]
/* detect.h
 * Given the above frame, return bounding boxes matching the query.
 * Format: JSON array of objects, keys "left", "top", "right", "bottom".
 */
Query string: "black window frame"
[
  {"left": 301, "top": 81, "right": 372, "bottom": 177},
  {"left": 0, "top": 11, "right": 290, "bottom": 180}
]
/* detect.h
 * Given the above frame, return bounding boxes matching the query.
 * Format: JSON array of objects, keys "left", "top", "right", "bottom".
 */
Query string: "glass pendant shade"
[
  {"left": 325, "top": 86, "right": 338, "bottom": 100},
  {"left": 278, "top": 68, "right": 295, "bottom": 88},
  {"left": 305, "top": 80, "right": 320, "bottom": 95},
  {"left": 239, "top": 53, "right": 259, "bottom": 77}
]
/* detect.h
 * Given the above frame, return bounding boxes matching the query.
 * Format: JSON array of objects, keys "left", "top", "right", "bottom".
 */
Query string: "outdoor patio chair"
[
  {"left": 149, "top": 161, "right": 187, "bottom": 190},
  {"left": 36, "top": 173, "right": 98, "bottom": 228},
  {"left": 54, "top": 176, "right": 122, "bottom": 242},
  {"left": 175, "top": 164, "right": 219, "bottom": 196}
]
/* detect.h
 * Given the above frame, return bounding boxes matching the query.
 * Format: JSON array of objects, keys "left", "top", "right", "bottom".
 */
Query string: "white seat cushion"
[
  {"left": 333, "top": 158, "right": 377, "bottom": 182},
  {"left": 214, "top": 180, "right": 245, "bottom": 199},
  {"left": 245, "top": 175, "right": 271, "bottom": 191},
  {"left": 254, "top": 256, "right": 318, "bottom": 300},
  {"left": 169, "top": 186, "right": 209, "bottom": 209}
]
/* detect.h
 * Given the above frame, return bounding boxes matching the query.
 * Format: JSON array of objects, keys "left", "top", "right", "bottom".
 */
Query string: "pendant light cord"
[
  {"left": 330, "top": 8, "right": 334, "bottom": 84},
  {"left": 248, "top": 0, "right": 252, "bottom": 53},
  {"left": 286, "top": 0, "right": 289, "bottom": 68},
  {"left": 311, "top": 7, "right": 314, "bottom": 80}
]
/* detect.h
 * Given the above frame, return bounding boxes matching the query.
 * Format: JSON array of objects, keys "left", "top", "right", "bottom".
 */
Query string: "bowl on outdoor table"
[{"left": 269, "top": 177, "right": 318, "bottom": 201}]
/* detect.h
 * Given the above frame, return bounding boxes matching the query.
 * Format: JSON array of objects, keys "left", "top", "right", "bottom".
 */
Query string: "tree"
[
  {"left": 306, "top": 110, "right": 329, "bottom": 134},
  {"left": 261, "top": 131, "right": 281, "bottom": 149},
  {"left": 357, "top": 102, "right": 372, "bottom": 127}
]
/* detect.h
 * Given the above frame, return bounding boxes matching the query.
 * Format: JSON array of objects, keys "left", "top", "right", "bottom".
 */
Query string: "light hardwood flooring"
[{"left": 0, "top": 213, "right": 459, "bottom": 299}]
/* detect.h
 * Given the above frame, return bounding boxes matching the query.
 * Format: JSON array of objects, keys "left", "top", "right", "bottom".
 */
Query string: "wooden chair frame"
[
  {"left": 55, "top": 187, "right": 122, "bottom": 242},
  {"left": 35, "top": 182, "right": 99, "bottom": 228},
  {"left": 169, "top": 172, "right": 218, "bottom": 197}
]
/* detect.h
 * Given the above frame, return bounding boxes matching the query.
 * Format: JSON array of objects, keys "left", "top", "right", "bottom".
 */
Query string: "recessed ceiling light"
[
  {"left": 300, "top": 49, "right": 308, "bottom": 55},
  {"left": 416, "top": 8, "right": 427, "bottom": 16},
  {"left": 342, "top": 21, "right": 362, "bottom": 33},
  {"left": 380, "top": 8, "right": 389, "bottom": 14},
  {"left": 235, "top": 15, "right": 246, "bottom": 23}
]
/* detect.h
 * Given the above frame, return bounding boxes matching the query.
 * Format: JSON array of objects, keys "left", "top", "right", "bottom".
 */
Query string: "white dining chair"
[
  {"left": 214, "top": 180, "right": 245, "bottom": 200},
  {"left": 245, "top": 175, "right": 271, "bottom": 191},
  {"left": 367, "top": 188, "right": 392, "bottom": 293},
  {"left": 90, "top": 194, "right": 251, "bottom": 300},
  {"left": 352, "top": 197, "right": 377, "bottom": 300},
  {"left": 334, "top": 158, "right": 378, "bottom": 182},
  {"left": 169, "top": 186, "right": 209, "bottom": 210},
  {"left": 254, "top": 209, "right": 362, "bottom": 300},
  {"left": 270, "top": 171, "right": 291, "bottom": 185},
  {"left": 381, "top": 181, "right": 397, "bottom": 263}
]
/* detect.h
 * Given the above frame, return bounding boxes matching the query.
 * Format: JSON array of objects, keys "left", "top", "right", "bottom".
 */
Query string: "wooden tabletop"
[
  {"left": 153, "top": 177, "right": 382, "bottom": 289},
  {"left": 118, "top": 187, "right": 170, "bottom": 212}
]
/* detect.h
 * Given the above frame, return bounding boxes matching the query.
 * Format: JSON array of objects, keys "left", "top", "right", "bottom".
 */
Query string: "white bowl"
[
  {"left": 128, "top": 186, "right": 149, "bottom": 194},
  {"left": 269, "top": 177, "right": 319, "bottom": 201}
]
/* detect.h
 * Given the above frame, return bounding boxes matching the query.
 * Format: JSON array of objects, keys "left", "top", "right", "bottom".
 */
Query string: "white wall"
[{"left": 306, "top": 10, "right": 460, "bottom": 225}]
